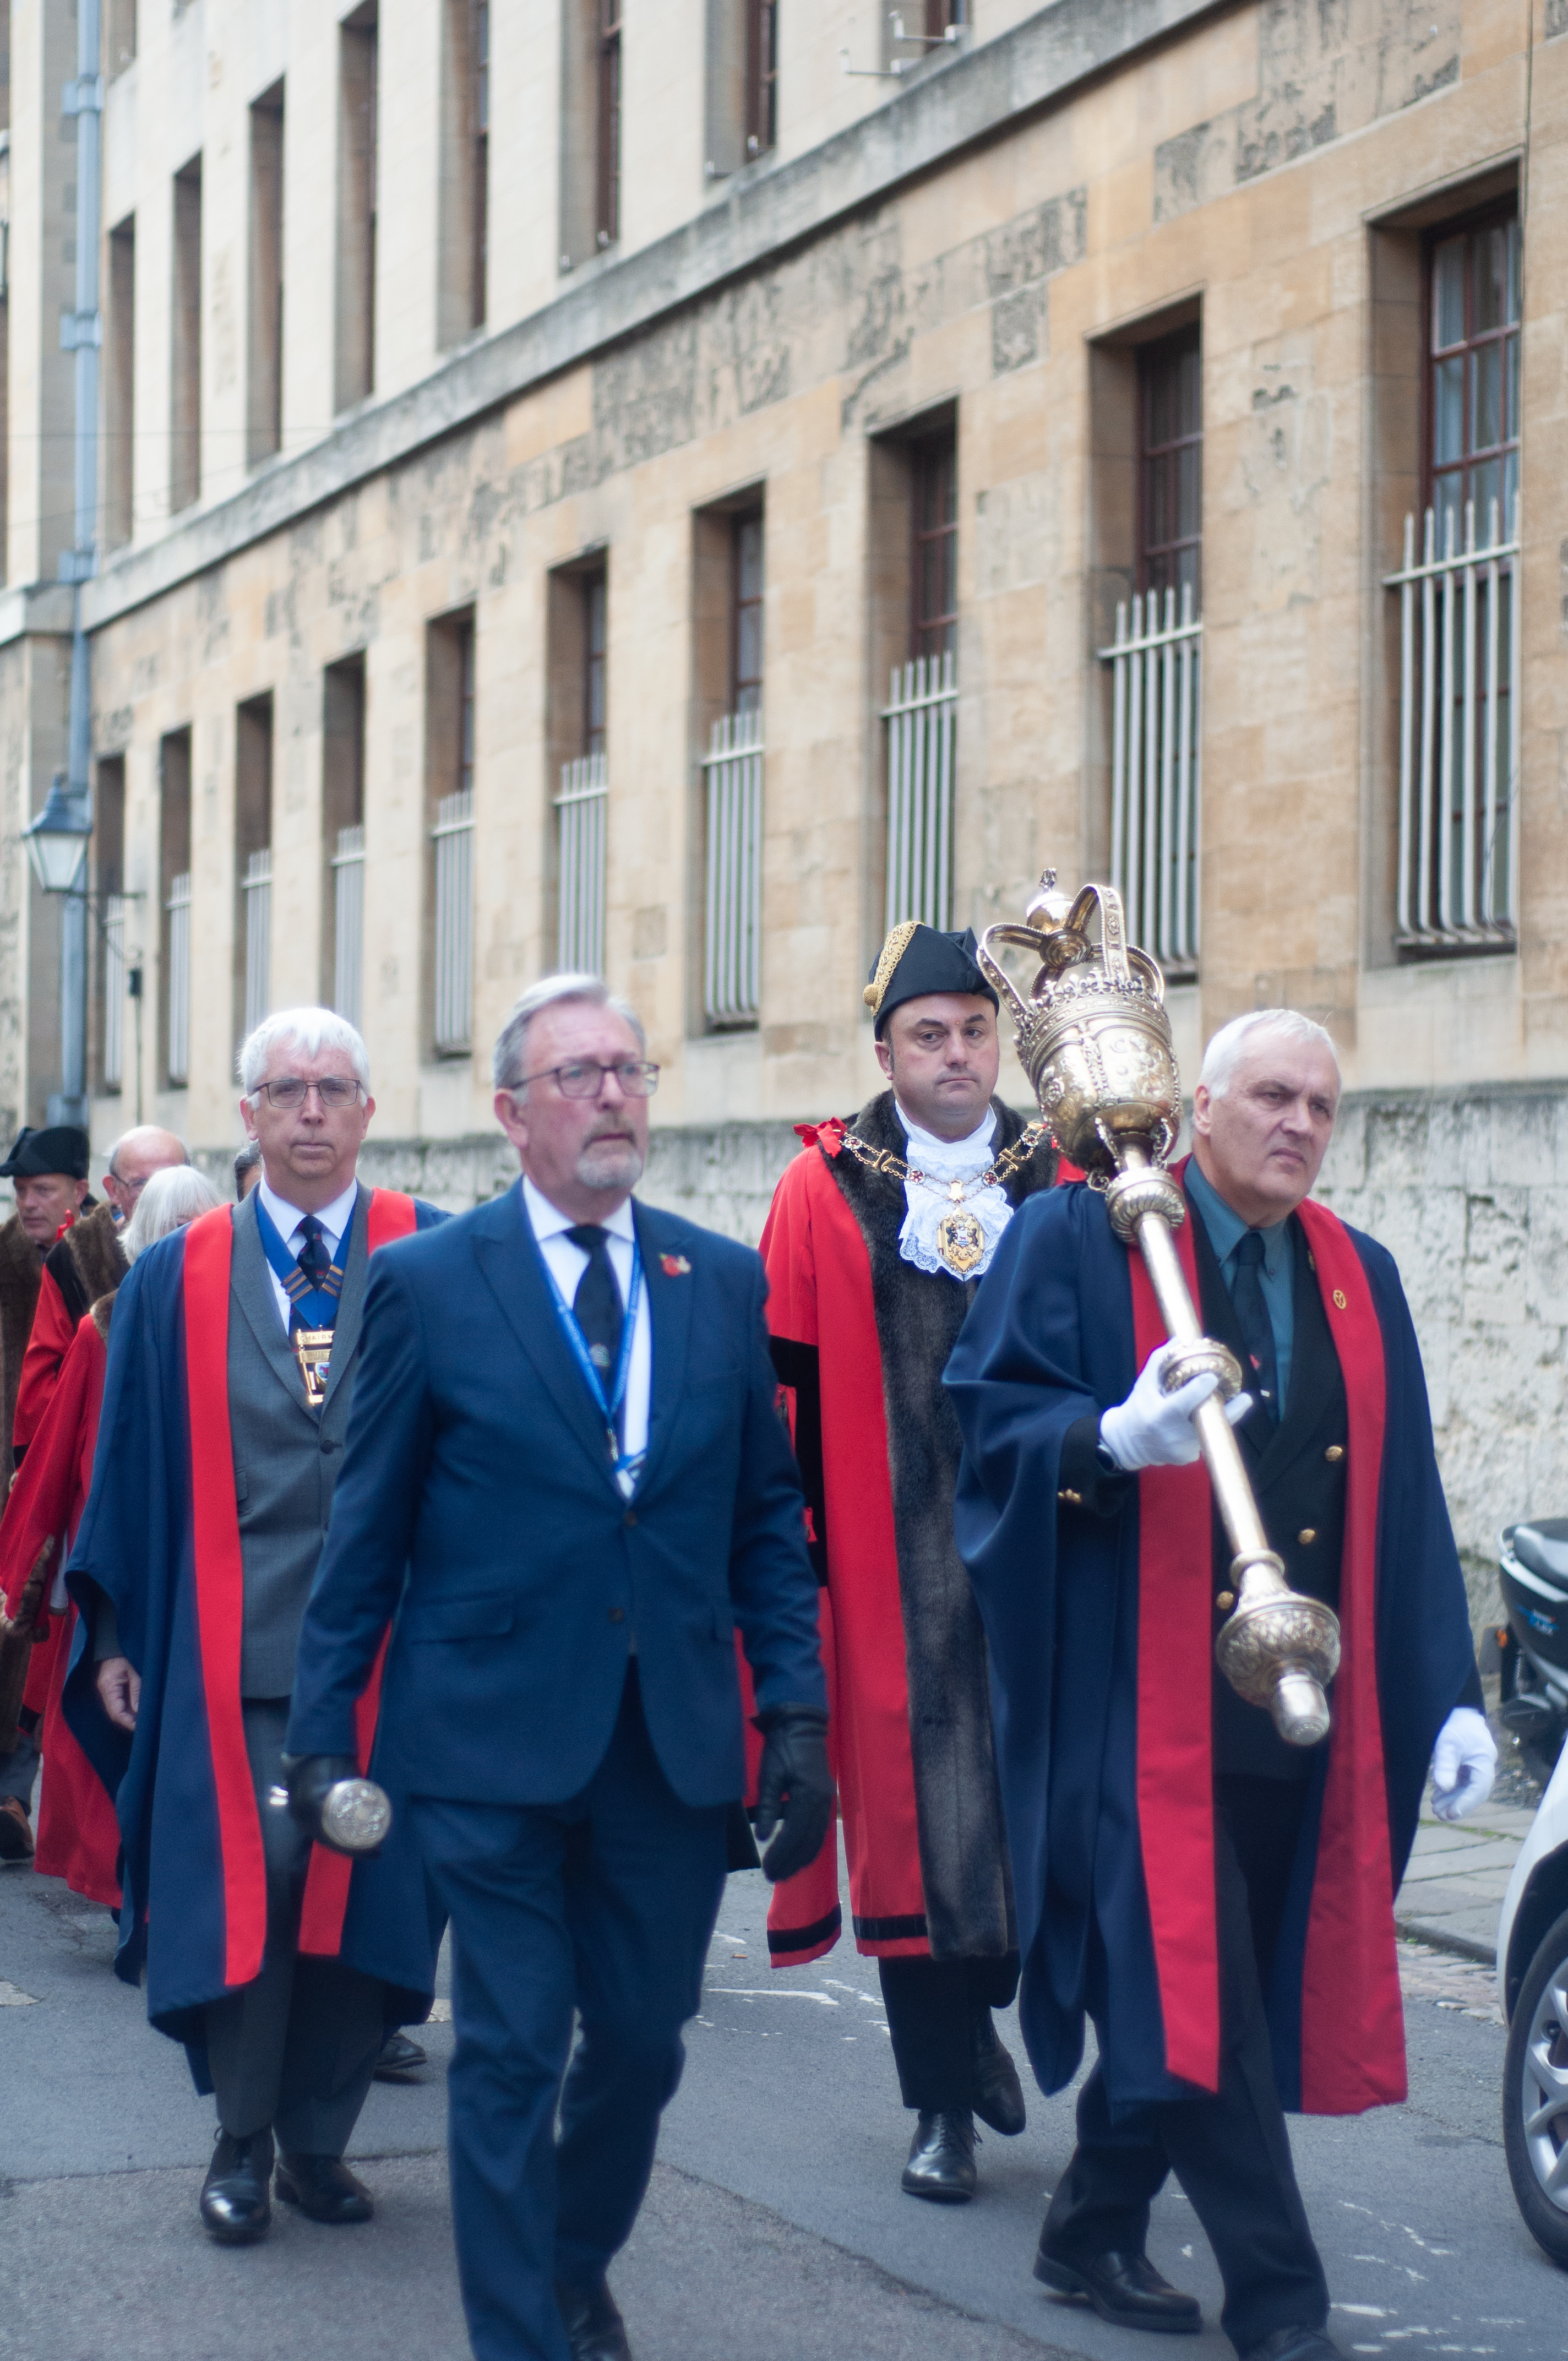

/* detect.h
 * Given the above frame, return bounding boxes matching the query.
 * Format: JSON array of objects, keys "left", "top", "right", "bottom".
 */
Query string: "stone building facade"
[{"left": 2, "top": 0, "right": 1567, "bottom": 1596}]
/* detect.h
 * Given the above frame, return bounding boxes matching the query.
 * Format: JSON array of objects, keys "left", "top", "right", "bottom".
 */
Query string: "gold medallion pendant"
[
  {"left": 935, "top": 1205, "right": 987, "bottom": 1275},
  {"left": 294, "top": 1328, "right": 334, "bottom": 1409}
]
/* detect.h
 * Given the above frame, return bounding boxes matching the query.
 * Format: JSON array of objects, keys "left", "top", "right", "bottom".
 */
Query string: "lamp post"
[{"left": 23, "top": 771, "right": 93, "bottom": 1126}]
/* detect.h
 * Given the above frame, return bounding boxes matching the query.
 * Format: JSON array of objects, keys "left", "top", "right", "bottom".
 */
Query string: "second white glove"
[
  {"left": 1099, "top": 1341, "right": 1253, "bottom": 1472},
  {"left": 1429, "top": 1705, "right": 1498, "bottom": 1823}
]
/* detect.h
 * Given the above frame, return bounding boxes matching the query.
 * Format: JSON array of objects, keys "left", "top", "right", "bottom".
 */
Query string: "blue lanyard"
[
  {"left": 540, "top": 1234, "right": 644, "bottom": 1475},
  {"left": 253, "top": 1192, "right": 354, "bottom": 1328}
]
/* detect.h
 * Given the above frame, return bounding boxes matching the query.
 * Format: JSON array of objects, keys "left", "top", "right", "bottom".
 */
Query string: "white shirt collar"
[
  {"left": 522, "top": 1173, "right": 637, "bottom": 1242},
  {"left": 257, "top": 1174, "right": 361, "bottom": 1252},
  {"left": 895, "top": 1104, "right": 998, "bottom": 1167}
]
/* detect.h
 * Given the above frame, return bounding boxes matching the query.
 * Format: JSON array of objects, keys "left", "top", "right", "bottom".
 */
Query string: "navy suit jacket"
[{"left": 287, "top": 1179, "right": 826, "bottom": 1808}]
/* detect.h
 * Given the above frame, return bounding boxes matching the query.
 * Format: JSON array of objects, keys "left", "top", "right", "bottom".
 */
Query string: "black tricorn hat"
[
  {"left": 863, "top": 922, "right": 998, "bottom": 1038},
  {"left": 0, "top": 1124, "right": 90, "bottom": 1180}
]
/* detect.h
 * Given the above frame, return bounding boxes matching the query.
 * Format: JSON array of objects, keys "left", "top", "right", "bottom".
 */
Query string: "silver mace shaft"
[{"left": 1106, "top": 1144, "right": 1340, "bottom": 1747}]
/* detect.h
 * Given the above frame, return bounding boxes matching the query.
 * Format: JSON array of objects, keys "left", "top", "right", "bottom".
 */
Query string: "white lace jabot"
[{"left": 894, "top": 1106, "right": 1014, "bottom": 1280}]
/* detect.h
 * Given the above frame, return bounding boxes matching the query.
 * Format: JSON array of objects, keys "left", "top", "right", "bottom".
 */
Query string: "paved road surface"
[{"left": 3, "top": 1854, "right": 1563, "bottom": 2361}]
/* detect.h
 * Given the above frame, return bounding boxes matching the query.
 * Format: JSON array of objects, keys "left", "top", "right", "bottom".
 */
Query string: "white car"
[{"left": 1497, "top": 1741, "right": 1568, "bottom": 2264}]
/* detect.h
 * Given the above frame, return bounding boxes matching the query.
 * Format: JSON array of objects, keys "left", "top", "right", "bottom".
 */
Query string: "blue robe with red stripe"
[
  {"left": 945, "top": 1174, "right": 1477, "bottom": 2118},
  {"left": 63, "top": 1189, "right": 445, "bottom": 2063}
]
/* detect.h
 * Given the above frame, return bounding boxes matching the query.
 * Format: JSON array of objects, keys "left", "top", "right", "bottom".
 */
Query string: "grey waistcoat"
[{"left": 228, "top": 1188, "right": 373, "bottom": 1698}]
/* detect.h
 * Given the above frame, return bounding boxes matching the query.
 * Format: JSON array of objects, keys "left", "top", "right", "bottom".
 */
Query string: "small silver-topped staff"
[{"left": 977, "top": 873, "right": 1341, "bottom": 1747}]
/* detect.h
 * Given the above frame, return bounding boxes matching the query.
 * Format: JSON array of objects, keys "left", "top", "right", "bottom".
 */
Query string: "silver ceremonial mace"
[
  {"left": 269, "top": 1775, "right": 393, "bottom": 1853},
  {"left": 977, "top": 874, "right": 1341, "bottom": 1746}
]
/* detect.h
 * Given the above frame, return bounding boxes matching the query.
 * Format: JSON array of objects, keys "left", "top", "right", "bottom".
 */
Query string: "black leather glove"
[
  {"left": 752, "top": 1704, "right": 832, "bottom": 1885},
  {"left": 280, "top": 1752, "right": 362, "bottom": 1848}
]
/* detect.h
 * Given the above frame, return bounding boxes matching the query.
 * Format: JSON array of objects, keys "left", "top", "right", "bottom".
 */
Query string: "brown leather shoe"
[{"left": 0, "top": 1796, "right": 34, "bottom": 1863}]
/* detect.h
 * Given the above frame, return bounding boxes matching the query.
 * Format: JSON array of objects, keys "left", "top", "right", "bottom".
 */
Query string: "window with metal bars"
[
  {"left": 702, "top": 513, "right": 764, "bottom": 1026},
  {"left": 744, "top": 0, "right": 776, "bottom": 157},
  {"left": 1382, "top": 203, "right": 1523, "bottom": 953},
  {"left": 556, "top": 568, "right": 609, "bottom": 973},
  {"left": 596, "top": 0, "right": 622, "bottom": 248},
  {"left": 884, "top": 431, "right": 958, "bottom": 931},
  {"left": 1425, "top": 207, "right": 1520, "bottom": 546},
  {"left": 430, "top": 616, "right": 477, "bottom": 1054},
  {"left": 1137, "top": 323, "right": 1201, "bottom": 602}
]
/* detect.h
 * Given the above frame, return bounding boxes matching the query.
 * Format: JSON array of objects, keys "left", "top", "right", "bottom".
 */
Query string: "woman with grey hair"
[
  {"left": 124, "top": 1165, "right": 223, "bottom": 1260},
  {"left": 0, "top": 1162, "right": 219, "bottom": 1894}
]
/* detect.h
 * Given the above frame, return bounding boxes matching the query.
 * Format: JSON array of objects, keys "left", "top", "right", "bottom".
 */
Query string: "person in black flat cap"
[
  {"left": 755, "top": 921, "right": 1058, "bottom": 2203},
  {"left": 0, "top": 1125, "right": 90, "bottom": 1864}
]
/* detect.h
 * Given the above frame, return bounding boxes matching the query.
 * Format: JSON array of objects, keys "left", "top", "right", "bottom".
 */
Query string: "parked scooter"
[{"left": 1498, "top": 1520, "right": 1568, "bottom": 1785}]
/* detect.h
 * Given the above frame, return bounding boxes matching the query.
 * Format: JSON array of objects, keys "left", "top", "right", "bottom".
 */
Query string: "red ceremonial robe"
[
  {"left": 63, "top": 1186, "right": 437, "bottom": 2048},
  {"left": 0, "top": 1308, "right": 121, "bottom": 1905},
  {"left": 947, "top": 1170, "right": 1478, "bottom": 2117},
  {"left": 757, "top": 1095, "right": 1055, "bottom": 1970},
  {"left": 1129, "top": 1180, "right": 1401, "bottom": 2107},
  {"left": 183, "top": 1190, "right": 418, "bottom": 1968},
  {"left": 13, "top": 1263, "right": 80, "bottom": 1457}
]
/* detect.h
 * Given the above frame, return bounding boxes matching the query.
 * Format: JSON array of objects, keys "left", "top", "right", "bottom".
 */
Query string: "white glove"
[
  {"left": 1099, "top": 1341, "right": 1253, "bottom": 1472},
  {"left": 1429, "top": 1705, "right": 1498, "bottom": 1822}
]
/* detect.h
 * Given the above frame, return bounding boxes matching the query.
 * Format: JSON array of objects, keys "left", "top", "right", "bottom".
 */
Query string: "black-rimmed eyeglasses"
[
  {"left": 251, "top": 1077, "right": 366, "bottom": 1111},
  {"left": 510, "top": 1059, "right": 661, "bottom": 1100}
]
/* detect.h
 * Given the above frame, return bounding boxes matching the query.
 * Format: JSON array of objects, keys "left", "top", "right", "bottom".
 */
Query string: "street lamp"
[
  {"left": 22, "top": 771, "right": 92, "bottom": 897},
  {"left": 23, "top": 770, "right": 92, "bottom": 1125}
]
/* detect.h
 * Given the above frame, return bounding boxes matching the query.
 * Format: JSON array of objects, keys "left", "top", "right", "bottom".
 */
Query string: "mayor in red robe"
[
  {"left": 759, "top": 922, "right": 1057, "bottom": 2203},
  {"left": 946, "top": 1010, "right": 1494, "bottom": 2361}
]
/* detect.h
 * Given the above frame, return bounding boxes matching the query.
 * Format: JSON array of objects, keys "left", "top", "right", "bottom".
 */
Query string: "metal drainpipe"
[{"left": 51, "top": 6, "right": 103, "bottom": 1127}]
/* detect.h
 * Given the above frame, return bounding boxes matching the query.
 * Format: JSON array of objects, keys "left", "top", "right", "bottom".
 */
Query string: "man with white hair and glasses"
[
  {"left": 947, "top": 1009, "right": 1494, "bottom": 2361},
  {"left": 284, "top": 973, "right": 830, "bottom": 2361},
  {"left": 67, "top": 1009, "right": 445, "bottom": 2247}
]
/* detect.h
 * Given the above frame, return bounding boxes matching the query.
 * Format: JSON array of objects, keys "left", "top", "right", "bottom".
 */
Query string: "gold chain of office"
[{"left": 837, "top": 1122, "right": 1050, "bottom": 1275}]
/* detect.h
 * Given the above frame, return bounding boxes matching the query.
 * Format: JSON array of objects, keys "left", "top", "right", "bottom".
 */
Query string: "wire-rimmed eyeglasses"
[
  {"left": 250, "top": 1076, "right": 366, "bottom": 1111},
  {"left": 510, "top": 1059, "right": 661, "bottom": 1100}
]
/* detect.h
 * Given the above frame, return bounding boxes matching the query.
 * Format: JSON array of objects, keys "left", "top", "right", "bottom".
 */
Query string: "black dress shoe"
[
  {"left": 901, "top": 2110, "right": 977, "bottom": 2202},
  {"left": 373, "top": 2029, "right": 427, "bottom": 2080},
  {"left": 970, "top": 2010, "right": 1027, "bottom": 2135},
  {"left": 274, "top": 2153, "right": 374, "bottom": 2224},
  {"left": 199, "top": 2127, "right": 274, "bottom": 2244},
  {"left": 1240, "top": 2332, "right": 1342, "bottom": 2361},
  {"left": 554, "top": 2276, "right": 632, "bottom": 2361},
  {"left": 1034, "top": 2240, "right": 1201, "bottom": 2335}
]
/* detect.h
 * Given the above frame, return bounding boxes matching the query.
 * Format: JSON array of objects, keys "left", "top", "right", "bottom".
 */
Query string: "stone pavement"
[{"left": 1394, "top": 1800, "right": 1535, "bottom": 1964}]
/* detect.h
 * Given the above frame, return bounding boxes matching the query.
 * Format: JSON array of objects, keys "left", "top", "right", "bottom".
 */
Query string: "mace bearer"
[{"left": 976, "top": 872, "right": 1341, "bottom": 1745}]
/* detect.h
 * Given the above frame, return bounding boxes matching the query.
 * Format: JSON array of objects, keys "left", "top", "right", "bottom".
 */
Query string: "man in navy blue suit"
[{"left": 284, "top": 974, "right": 831, "bottom": 2361}]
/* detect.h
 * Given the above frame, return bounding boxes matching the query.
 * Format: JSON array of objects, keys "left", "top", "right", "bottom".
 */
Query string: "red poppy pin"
[{"left": 660, "top": 1253, "right": 692, "bottom": 1277}]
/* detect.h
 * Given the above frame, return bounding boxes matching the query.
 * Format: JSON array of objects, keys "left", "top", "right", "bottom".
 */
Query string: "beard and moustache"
[{"left": 575, "top": 1128, "right": 645, "bottom": 1194}]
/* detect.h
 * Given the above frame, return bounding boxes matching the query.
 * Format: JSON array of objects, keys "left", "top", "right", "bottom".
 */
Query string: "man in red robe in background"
[
  {"left": 758, "top": 922, "right": 1057, "bottom": 2202},
  {"left": 0, "top": 1165, "right": 221, "bottom": 1906},
  {"left": 12, "top": 1125, "right": 189, "bottom": 1462},
  {"left": 0, "top": 1124, "right": 91, "bottom": 1863}
]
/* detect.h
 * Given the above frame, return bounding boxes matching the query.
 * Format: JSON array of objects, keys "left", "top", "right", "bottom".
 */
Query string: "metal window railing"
[
  {"left": 102, "top": 890, "right": 127, "bottom": 1089},
  {"left": 432, "top": 788, "right": 475, "bottom": 1053},
  {"left": 1386, "top": 498, "right": 1520, "bottom": 948},
  {"left": 166, "top": 871, "right": 191, "bottom": 1086},
  {"left": 1100, "top": 586, "right": 1202, "bottom": 976},
  {"left": 555, "top": 754, "right": 607, "bottom": 975},
  {"left": 242, "top": 847, "right": 272, "bottom": 1036},
  {"left": 883, "top": 651, "right": 956, "bottom": 931},
  {"left": 332, "top": 823, "right": 365, "bottom": 1030},
  {"left": 702, "top": 709, "right": 763, "bottom": 1026}
]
